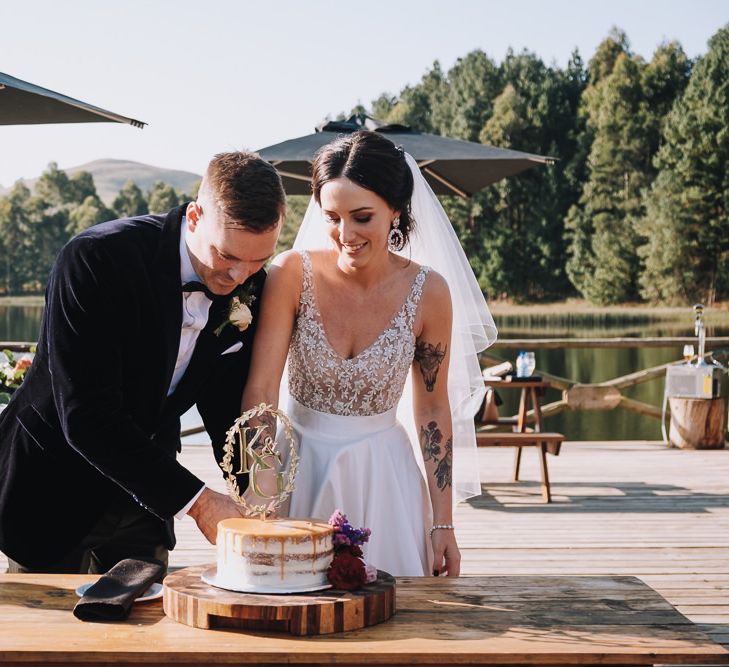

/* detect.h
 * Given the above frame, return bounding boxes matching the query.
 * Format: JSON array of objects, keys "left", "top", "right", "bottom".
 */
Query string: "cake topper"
[{"left": 220, "top": 403, "right": 299, "bottom": 517}]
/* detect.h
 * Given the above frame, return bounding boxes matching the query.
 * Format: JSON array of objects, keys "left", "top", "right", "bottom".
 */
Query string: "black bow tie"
[{"left": 182, "top": 281, "right": 228, "bottom": 303}]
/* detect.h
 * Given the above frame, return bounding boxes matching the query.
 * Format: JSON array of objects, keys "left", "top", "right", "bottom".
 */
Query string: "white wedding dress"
[{"left": 281, "top": 250, "right": 432, "bottom": 576}]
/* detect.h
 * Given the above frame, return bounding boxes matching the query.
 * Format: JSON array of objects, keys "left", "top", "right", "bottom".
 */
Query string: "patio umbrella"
[
  {"left": 0, "top": 72, "right": 145, "bottom": 128},
  {"left": 258, "top": 114, "right": 554, "bottom": 197}
]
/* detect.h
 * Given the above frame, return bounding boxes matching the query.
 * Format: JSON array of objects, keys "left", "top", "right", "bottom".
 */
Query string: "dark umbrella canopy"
[
  {"left": 258, "top": 115, "right": 554, "bottom": 197},
  {"left": 0, "top": 72, "right": 146, "bottom": 128}
]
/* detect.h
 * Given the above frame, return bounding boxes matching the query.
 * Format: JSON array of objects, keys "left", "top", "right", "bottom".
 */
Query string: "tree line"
[
  {"left": 0, "top": 168, "right": 194, "bottom": 295},
  {"left": 358, "top": 24, "right": 727, "bottom": 305},
  {"left": 0, "top": 25, "right": 726, "bottom": 304}
]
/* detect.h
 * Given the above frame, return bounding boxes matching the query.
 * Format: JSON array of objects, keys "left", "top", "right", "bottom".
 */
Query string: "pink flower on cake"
[
  {"left": 326, "top": 510, "right": 375, "bottom": 590},
  {"left": 364, "top": 563, "right": 378, "bottom": 584},
  {"left": 328, "top": 510, "right": 371, "bottom": 548}
]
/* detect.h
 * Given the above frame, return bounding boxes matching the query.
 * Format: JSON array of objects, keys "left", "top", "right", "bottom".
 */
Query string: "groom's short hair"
[{"left": 204, "top": 151, "right": 285, "bottom": 232}]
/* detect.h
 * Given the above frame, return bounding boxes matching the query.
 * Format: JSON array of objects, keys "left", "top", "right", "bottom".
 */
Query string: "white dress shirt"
[
  {"left": 168, "top": 219, "right": 212, "bottom": 396},
  {"left": 172, "top": 218, "right": 209, "bottom": 519}
]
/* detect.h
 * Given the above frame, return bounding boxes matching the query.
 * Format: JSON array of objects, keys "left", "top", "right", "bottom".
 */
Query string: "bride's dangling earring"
[{"left": 388, "top": 217, "right": 404, "bottom": 252}]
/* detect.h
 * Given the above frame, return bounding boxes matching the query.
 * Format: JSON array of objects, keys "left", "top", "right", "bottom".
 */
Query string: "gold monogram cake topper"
[{"left": 220, "top": 403, "right": 299, "bottom": 516}]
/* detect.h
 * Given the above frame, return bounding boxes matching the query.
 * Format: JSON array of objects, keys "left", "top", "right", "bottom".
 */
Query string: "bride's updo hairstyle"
[{"left": 311, "top": 130, "right": 416, "bottom": 247}]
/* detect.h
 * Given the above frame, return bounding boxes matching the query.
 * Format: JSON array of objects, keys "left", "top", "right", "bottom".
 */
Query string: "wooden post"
[
  {"left": 538, "top": 444, "right": 551, "bottom": 503},
  {"left": 668, "top": 397, "right": 726, "bottom": 449}
]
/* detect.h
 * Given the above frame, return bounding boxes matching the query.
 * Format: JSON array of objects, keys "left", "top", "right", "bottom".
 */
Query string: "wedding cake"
[{"left": 215, "top": 517, "right": 334, "bottom": 592}]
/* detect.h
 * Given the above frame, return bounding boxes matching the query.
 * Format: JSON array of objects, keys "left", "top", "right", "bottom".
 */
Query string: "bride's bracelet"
[{"left": 430, "top": 523, "right": 455, "bottom": 537}]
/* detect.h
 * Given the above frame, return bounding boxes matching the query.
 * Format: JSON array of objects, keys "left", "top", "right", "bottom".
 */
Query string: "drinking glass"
[
  {"left": 524, "top": 351, "right": 536, "bottom": 377},
  {"left": 683, "top": 344, "right": 694, "bottom": 364}
]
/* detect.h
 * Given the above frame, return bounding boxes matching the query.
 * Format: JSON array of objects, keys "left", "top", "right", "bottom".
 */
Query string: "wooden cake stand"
[{"left": 163, "top": 564, "right": 395, "bottom": 636}]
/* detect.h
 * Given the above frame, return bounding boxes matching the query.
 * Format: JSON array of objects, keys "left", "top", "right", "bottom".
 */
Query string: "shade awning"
[
  {"left": 258, "top": 115, "right": 555, "bottom": 197},
  {"left": 0, "top": 72, "right": 146, "bottom": 128}
]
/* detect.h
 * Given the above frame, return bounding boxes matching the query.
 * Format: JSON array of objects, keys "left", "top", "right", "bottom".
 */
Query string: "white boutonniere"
[{"left": 214, "top": 284, "right": 256, "bottom": 336}]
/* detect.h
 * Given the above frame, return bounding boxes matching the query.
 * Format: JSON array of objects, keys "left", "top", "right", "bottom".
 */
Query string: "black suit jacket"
[{"left": 0, "top": 205, "right": 263, "bottom": 567}]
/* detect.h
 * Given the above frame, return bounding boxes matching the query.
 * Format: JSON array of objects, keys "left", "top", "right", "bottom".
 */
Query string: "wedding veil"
[{"left": 290, "top": 153, "right": 497, "bottom": 504}]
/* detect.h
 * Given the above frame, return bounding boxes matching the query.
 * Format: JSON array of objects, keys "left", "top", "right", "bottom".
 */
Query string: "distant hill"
[{"left": 2, "top": 159, "right": 202, "bottom": 205}]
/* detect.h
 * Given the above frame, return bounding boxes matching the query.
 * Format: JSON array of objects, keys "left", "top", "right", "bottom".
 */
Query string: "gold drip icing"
[
  {"left": 218, "top": 518, "right": 332, "bottom": 541},
  {"left": 218, "top": 518, "right": 334, "bottom": 581}
]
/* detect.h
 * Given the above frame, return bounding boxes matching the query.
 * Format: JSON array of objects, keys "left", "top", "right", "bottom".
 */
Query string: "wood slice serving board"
[{"left": 163, "top": 564, "right": 395, "bottom": 636}]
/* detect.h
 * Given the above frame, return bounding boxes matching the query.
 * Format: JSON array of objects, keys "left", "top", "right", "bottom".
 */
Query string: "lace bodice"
[{"left": 288, "top": 251, "right": 430, "bottom": 416}]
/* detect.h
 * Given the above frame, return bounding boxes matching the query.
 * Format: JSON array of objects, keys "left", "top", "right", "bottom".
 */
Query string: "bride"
[{"left": 240, "top": 130, "right": 496, "bottom": 577}]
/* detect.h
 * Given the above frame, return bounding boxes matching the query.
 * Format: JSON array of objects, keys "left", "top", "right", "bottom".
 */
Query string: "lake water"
[
  {"left": 2, "top": 305, "right": 727, "bottom": 441},
  {"left": 494, "top": 312, "right": 729, "bottom": 441}
]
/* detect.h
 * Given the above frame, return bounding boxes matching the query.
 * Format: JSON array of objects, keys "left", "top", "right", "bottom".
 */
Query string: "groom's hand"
[{"left": 187, "top": 488, "right": 245, "bottom": 544}]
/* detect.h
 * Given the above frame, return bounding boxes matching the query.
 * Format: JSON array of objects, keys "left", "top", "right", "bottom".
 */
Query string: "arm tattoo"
[
  {"left": 420, "top": 420, "right": 443, "bottom": 462},
  {"left": 419, "top": 421, "right": 453, "bottom": 491},
  {"left": 414, "top": 341, "right": 447, "bottom": 392},
  {"left": 435, "top": 437, "right": 453, "bottom": 491}
]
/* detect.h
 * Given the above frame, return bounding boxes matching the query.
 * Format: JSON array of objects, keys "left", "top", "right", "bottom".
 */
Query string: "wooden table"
[
  {"left": 482, "top": 379, "right": 551, "bottom": 434},
  {"left": 0, "top": 572, "right": 727, "bottom": 666},
  {"left": 479, "top": 379, "right": 564, "bottom": 502}
]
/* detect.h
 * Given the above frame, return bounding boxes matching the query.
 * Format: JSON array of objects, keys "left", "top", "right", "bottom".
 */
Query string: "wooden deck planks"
[
  {"left": 2, "top": 438, "right": 728, "bottom": 655},
  {"left": 460, "top": 440, "right": 729, "bottom": 655}
]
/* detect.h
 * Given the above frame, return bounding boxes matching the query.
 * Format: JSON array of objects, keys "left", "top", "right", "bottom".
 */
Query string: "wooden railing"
[
  {"left": 0, "top": 342, "right": 35, "bottom": 353},
  {"left": 493, "top": 337, "right": 729, "bottom": 349},
  {"left": 485, "top": 338, "right": 728, "bottom": 422},
  {"left": 3, "top": 337, "right": 727, "bottom": 434}
]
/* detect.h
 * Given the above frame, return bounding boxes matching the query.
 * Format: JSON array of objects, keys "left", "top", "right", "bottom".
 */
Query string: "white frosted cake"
[{"left": 214, "top": 518, "right": 334, "bottom": 592}]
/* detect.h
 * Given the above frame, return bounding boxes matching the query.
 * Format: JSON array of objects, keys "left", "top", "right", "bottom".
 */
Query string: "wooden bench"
[{"left": 476, "top": 431, "right": 565, "bottom": 502}]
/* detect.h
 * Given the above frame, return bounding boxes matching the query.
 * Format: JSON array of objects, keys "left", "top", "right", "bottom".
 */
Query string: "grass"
[
  {"left": 0, "top": 296, "right": 44, "bottom": 306},
  {"left": 3, "top": 295, "right": 729, "bottom": 329},
  {"left": 489, "top": 299, "right": 729, "bottom": 322}
]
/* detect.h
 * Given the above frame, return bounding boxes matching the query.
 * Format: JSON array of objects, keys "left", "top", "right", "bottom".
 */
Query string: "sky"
[{"left": 1, "top": 0, "right": 727, "bottom": 188}]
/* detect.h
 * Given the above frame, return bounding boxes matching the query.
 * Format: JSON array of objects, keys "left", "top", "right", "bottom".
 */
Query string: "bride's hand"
[{"left": 431, "top": 529, "right": 460, "bottom": 577}]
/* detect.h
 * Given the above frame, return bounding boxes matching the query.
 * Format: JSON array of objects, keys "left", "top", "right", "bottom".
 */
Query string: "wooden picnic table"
[
  {"left": 0, "top": 571, "right": 727, "bottom": 666},
  {"left": 478, "top": 378, "right": 565, "bottom": 502},
  {"left": 482, "top": 378, "right": 552, "bottom": 433}
]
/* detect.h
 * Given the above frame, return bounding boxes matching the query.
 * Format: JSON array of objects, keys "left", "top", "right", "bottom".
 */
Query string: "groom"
[{"left": 0, "top": 151, "right": 285, "bottom": 574}]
